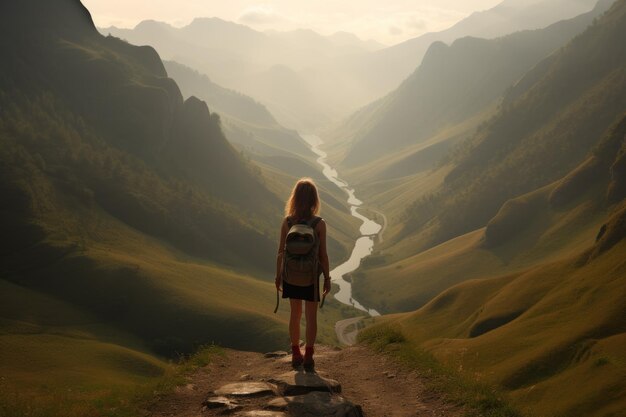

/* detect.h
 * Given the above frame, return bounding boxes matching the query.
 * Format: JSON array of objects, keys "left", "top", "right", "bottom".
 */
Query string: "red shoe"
[
  {"left": 291, "top": 345, "right": 303, "bottom": 367},
  {"left": 303, "top": 346, "right": 315, "bottom": 370}
]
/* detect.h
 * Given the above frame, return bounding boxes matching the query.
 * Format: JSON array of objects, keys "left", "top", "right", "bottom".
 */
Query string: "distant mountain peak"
[
  {"left": 419, "top": 40, "right": 449, "bottom": 63},
  {"left": 329, "top": 31, "right": 384, "bottom": 49},
  {"left": 331, "top": 30, "right": 360, "bottom": 39},
  {"left": 134, "top": 19, "right": 174, "bottom": 31},
  {"left": 187, "top": 16, "right": 257, "bottom": 32},
  {"left": 183, "top": 95, "right": 211, "bottom": 118},
  {"left": 189, "top": 16, "right": 228, "bottom": 25}
]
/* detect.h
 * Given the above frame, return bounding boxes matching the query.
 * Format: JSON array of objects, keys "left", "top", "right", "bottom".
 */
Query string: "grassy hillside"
[
  {"left": 402, "top": 0, "right": 626, "bottom": 248},
  {"left": 350, "top": 5, "right": 626, "bottom": 414},
  {"left": 341, "top": 0, "right": 625, "bottom": 261},
  {"left": 361, "top": 217, "right": 626, "bottom": 416},
  {"left": 357, "top": 112, "right": 626, "bottom": 416},
  {"left": 357, "top": 110, "right": 625, "bottom": 310}
]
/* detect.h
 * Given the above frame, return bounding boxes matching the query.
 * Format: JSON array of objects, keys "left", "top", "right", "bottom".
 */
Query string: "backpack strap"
[
  {"left": 309, "top": 216, "right": 323, "bottom": 229},
  {"left": 286, "top": 216, "right": 293, "bottom": 228}
]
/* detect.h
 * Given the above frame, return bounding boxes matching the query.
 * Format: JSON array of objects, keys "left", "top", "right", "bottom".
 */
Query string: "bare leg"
[
  {"left": 289, "top": 299, "right": 303, "bottom": 346},
  {"left": 304, "top": 300, "right": 318, "bottom": 348}
]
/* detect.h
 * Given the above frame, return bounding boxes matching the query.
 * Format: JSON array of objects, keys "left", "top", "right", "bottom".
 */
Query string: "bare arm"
[{"left": 275, "top": 218, "right": 288, "bottom": 290}]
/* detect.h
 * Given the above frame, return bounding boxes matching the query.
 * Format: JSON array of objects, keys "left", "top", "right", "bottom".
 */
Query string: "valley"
[
  {"left": 1, "top": 0, "right": 625, "bottom": 416},
  {"left": 301, "top": 134, "right": 382, "bottom": 317}
]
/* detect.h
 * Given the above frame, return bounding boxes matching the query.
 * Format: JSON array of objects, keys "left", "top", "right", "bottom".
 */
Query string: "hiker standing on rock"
[{"left": 275, "top": 178, "right": 331, "bottom": 370}]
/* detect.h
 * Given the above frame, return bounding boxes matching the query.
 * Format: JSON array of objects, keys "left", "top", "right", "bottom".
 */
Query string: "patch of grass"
[
  {"left": 0, "top": 344, "right": 224, "bottom": 417},
  {"left": 359, "top": 323, "right": 522, "bottom": 417},
  {"left": 593, "top": 357, "right": 610, "bottom": 367},
  {"left": 177, "top": 344, "right": 225, "bottom": 374},
  {"left": 357, "top": 236, "right": 626, "bottom": 417},
  {"left": 358, "top": 323, "right": 406, "bottom": 351}
]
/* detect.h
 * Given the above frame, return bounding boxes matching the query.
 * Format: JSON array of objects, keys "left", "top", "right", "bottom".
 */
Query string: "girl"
[{"left": 275, "top": 178, "right": 331, "bottom": 369}]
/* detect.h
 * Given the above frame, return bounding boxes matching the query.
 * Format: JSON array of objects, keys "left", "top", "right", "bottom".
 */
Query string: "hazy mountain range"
[
  {"left": 331, "top": 0, "right": 614, "bottom": 169},
  {"left": 359, "top": 0, "right": 601, "bottom": 96},
  {"left": 101, "top": 19, "right": 381, "bottom": 130},
  {"left": 101, "top": 0, "right": 600, "bottom": 131},
  {"left": 162, "top": 60, "right": 310, "bottom": 157}
]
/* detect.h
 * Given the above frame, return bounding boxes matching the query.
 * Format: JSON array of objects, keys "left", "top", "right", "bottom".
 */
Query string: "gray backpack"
[
  {"left": 283, "top": 216, "right": 322, "bottom": 287},
  {"left": 274, "top": 216, "right": 324, "bottom": 313}
]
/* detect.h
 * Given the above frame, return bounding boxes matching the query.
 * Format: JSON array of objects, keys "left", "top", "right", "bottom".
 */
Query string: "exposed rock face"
[
  {"left": 268, "top": 391, "right": 363, "bottom": 417},
  {"left": 205, "top": 355, "right": 361, "bottom": 416},
  {"left": 213, "top": 382, "right": 277, "bottom": 397}
]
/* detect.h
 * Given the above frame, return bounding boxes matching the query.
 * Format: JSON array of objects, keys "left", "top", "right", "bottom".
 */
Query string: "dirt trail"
[
  {"left": 335, "top": 316, "right": 364, "bottom": 345},
  {"left": 147, "top": 345, "right": 464, "bottom": 417}
]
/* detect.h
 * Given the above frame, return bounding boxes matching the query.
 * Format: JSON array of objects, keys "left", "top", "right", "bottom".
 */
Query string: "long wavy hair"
[{"left": 285, "top": 178, "right": 320, "bottom": 220}]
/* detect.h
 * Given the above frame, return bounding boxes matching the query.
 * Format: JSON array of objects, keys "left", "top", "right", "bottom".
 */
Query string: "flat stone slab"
[
  {"left": 264, "top": 351, "right": 288, "bottom": 358},
  {"left": 236, "top": 411, "right": 287, "bottom": 417},
  {"left": 269, "top": 371, "right": 341, "bottom": 396},
  {"left": 213, "top": 382, "right": 276, "bottom": 397},
  {"left": 202, "top": 396, "right": 242, "bottom": 412},
  {"left": 267, "top": 392, "right": 363, "bottom": 417}
]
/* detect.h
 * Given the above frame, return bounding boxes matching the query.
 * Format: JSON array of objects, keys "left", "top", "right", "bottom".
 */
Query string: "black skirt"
[{"left": 282, "top": 276, "right": 320, "bottom": 302}]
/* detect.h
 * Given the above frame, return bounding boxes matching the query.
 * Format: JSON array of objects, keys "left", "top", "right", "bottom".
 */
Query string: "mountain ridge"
[
  {"left": 359, "top": 111, "right": 626, "bottom": 417},
  {"left": 0, "top": 0, "right": 300, "bottom": 378},
  {"left": 336, "top": 0, "right": 615, "bottom": 169}
]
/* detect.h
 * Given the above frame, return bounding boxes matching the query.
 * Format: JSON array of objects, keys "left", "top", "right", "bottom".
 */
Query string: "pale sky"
[{"left": 81, "top": 0, "right": 504, "bottom": 45}]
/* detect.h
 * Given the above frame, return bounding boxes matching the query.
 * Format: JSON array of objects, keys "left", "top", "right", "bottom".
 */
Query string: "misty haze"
[{"left": 0, "top": 1, "right": 624, "bottom": 416}]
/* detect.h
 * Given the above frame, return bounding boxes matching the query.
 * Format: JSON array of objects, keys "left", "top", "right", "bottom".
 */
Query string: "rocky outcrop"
[
  {"left": 268, "top": 392, "right": 362, "bottom": 417},
  {"left": 203, "top": 354, "right": 363, "bottom": 417}
]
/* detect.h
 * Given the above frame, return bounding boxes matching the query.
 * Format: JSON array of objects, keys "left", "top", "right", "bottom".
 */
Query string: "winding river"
[{"left": 301, "top": 134, "right": 381, "bottom": 317}]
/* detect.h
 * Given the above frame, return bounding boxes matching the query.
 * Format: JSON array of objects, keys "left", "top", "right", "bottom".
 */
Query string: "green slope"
[
  {"left": 356, "top": 109, "right": 625, "bottom": 310},
  {"left": 404, "top": 0, "right": 626, "bottom": 247},
  {"left": 358, "top": 105, "right": 626, "bottom": 417},
  {"left": 362, "top": 218, "right": 626, "bottom": 416},
  {"left": 349, "top": 2, "right": 626, "bottom": 307}
]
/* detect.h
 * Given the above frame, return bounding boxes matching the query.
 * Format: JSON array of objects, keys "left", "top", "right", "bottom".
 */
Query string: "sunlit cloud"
[
  {"left": 388, "top": 25, "right": 403, "bottom": 36},
  {"left": 238, "top": 5, "right": 291, "bottom": 26},
  {"left": 83, "top": 0, "right": 502, "bottom": 45},
  {"left": 406, "top": 16, "right": 427, "bottom": 31}
]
